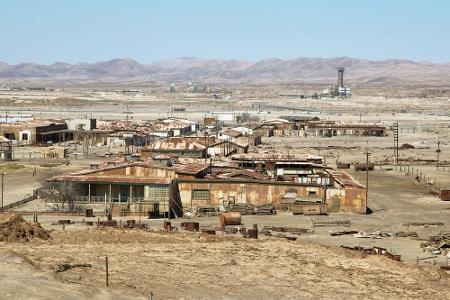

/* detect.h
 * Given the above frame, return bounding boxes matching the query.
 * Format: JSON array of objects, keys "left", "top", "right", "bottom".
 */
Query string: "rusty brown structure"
[
  {"left": 326, "top": 170, "right": 367, "bottom": 214},
  {"left": 0, "top": 119, "right": 69, "bottom": 144},
  {"left": 440, "top": 190, "right": 450, "bottom": 201},
  {"left": 48, "top": 159, "right": 367, "bottom": 215},
  {"left": 306, "top": 122, "right": 387, "bottom": 137},
  {"left": 141, "top": 136, "right": 238, "bottom": 159}
]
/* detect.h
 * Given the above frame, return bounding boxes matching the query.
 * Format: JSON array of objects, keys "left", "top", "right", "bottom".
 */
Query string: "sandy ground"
[
  {"left": 1, "top": 86, "right": 450, "bottom": 298},
  {"left": 0, "top": 228, "right": 449, "bottom": 300}
]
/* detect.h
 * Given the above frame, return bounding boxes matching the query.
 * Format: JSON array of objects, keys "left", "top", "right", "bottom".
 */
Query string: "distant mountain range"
[{"left": 1, "top": 57, "right": 450, "bottom": 84}]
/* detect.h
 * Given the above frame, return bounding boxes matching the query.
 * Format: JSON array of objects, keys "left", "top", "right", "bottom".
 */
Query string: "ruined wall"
[
  {"left": 178, "top": 180, "right": 324, "bottom": 210},
  {"left": 326, "top": 186, "right": 366, "bottom": 214}
]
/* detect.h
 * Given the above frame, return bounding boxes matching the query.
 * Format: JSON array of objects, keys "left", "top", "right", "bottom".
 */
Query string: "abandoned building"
[
  {"left": 149, "top": 117, "right": 199, "bottom": 137},
  {"left": 0, "top": 118, "right": 69, "bottom": 144},
  {"left": 141, "top": 136, "right": 239, "bottom": 159},
  {"left": 305, "top": 122, "right": 387, "bottom": 137},
  {"left": 48, "top": 160, "right": 367, "bottom": 216},
  {"left": 230, "top": 153, "right": 323, "bottom": 172},
  {"left": 254, "top": 118, "right": 296, "bottom": 136}
]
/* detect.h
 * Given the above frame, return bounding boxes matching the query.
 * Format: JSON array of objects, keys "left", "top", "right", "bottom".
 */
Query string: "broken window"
[
  {"left": 192, "top": 189, "right": 210, "bottom": 201},
  {"left": 4, "top": 133, "right": 15, "bottom": 140}
]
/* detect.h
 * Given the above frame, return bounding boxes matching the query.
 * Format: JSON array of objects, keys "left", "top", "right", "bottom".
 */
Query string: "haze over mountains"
[{"left": 1, "top": 57, "right": 450, "bottom": 84}]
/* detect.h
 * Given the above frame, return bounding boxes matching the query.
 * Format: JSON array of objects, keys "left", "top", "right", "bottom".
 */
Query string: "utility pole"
[
  {"left": 363, "top": 142, "right": 371, "bottom": 210},
  {"left": 393, "top": 122, "right": 399, "bottom": 165},
  {"left": 1, "top": 172, "right": 5, "bottom": 213},
  {"left": 436, "top": 137, "right": 441, "bottom": 170}
]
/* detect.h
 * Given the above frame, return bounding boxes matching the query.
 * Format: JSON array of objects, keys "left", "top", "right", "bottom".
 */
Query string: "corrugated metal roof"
[
  {"left": 327, "top": 169, "right": 365, "bottom": 188},
  {"left": 54, "top": 176, "right": 171, "bottom": 184},
  {"left": 231, "top": 153, "right": 323, "bottom": 162},
  {"left": 144, "top": 136, "right": 221, "bottom": 151},
  {"left": 0, "top": 118, "right": 65, "bottom": 127}
]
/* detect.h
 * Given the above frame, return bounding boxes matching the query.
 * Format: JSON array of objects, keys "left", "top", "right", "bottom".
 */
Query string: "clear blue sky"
[{"left": 1, "top": 0, "right": 449, "bottom": 64}]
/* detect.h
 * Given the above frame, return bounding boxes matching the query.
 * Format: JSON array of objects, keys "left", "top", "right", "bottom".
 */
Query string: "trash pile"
[
  {"left": 420, "top": 232, "right": 450, "bottom": 254},
  {"left": 0, "top": 213, "right": 50, "bottom": 242}
]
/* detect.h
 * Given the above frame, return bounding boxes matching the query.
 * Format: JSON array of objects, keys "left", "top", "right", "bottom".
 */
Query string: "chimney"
[{"left": 337, "top": 67, "right": 345, "bottom": 88}]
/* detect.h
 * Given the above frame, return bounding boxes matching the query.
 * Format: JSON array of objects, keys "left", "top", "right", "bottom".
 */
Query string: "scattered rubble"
[
  {"left": 261, "top": 226, "right": 309, "bottom": 235},
  {"left": 354, "top": 231, "right": 392, "bottom": 239},
  {"left": 341, "top": 245, "right": 401, "bottom": 261},
  {"left": 55, "top": 263, "right": 92, "bottom": 273},
  {"left": 312, "top": 220, "right": 351, "bottom": 227},
  {"left": 330, "top": 230, "right": 359, "bottom": 236},
  {"left": 420, "top": 232, "right": 450, "bottom": 254}
]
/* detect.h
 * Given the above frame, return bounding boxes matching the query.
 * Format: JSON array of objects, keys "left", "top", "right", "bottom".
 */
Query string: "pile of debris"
[
  {"left": 261, "top": 226, "right": 309, "bottom": 241},
  {"left": 312, "top": 220, "right": 351, "bottom": 227},
  {"left": 420, "top": 232, "right": 450, "bottom": 254},
  {"left": 0, "top": 213, "right": 50, "bottom": 242}
]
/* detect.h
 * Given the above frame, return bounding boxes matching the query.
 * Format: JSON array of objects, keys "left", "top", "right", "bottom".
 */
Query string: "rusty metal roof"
[
  {"left": 215, "top": 169, "right": 269, "bottom": 180},
  {"left": 234, "top": 137, "right": 250, "bottom": 148},
  {"left": 53, "top": 175, "right": 171, "bottom": 185},
  {"left": 327, "top": 170, "right": 365, "bottom": 188},
  {"left": 222, "top": 129, "right": 242, "bottom": 138},
  {"left": 144, "top": 136, "right": 223, "bottom": 151},
  {"left": 0, "top": 118, "right": 65, "bottom": 127},
  {"left": 231, "top": 153, "right": 323, "bottom": 162}
]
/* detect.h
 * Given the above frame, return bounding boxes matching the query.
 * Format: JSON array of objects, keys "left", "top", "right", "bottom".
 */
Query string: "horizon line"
[{"left": 0, "top": 56, "right": 448, "bottom": 66}]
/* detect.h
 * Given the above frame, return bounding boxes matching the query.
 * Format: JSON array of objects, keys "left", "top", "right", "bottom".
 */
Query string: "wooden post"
[
  {"left": 118, "top": 193, "right": 121, "bottom": 217},
  {"left": 129, "top": 185, "right": 133, "bottom": 203},
  {"left": 88, "top": 183, "right": 91, "bottom": 203},
  {"left": 105, "top": 256, "right": 109, "bottom": 287}
]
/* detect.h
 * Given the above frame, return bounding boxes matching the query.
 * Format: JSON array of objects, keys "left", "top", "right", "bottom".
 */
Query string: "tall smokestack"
[{"left": 337, "top": 67, "right": 345, "bottom": 88}]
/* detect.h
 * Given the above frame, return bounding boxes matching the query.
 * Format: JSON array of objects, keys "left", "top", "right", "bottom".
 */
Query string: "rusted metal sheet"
[
  {"left": 85, "top": 209, "right": 94, "bottom": 218},
  {"left": 353, "top": 163, "right": 374, "bottom": 172},
  {"left": 244, "top": 224, "right": 258, "bottom": 239},
  {"left": 178, "top": 180, "right": 326, "bottom": 211},
  {"left": 327, "top": 169, "right": 366, "bottom": 188},
  {"left": 292, "top": 202, "right": 327, "bottom": 215},
  {"left": 246, "top": 228, "right": 258, "bottom": 239},
  {"left": 440, "top": 190, "right": 450, "bottom": 201},
  {"left": 219, "top": 212, "right": 242, "bottom": 226},
  {"left": 181, "top": 222, "right": 200, "bottom": 232},
  {"left": 262, "top": 226, "right": 308, "bottom": 235},
  {"left": 163, "top": 221, "right": 172, "bottom": 232}
]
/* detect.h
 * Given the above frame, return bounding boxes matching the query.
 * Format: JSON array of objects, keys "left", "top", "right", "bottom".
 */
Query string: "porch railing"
[{"left": 74, "top": 196, "right": 145, "bottom": 203}]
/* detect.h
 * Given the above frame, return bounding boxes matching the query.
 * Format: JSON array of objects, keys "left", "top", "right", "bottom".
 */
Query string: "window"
[
  {"left": 4, "top": 133, "right": 15, "bottom": 140},
  {"left": 21, "top": 133, "right": 28, "bottom": 141},
  {"left": 145, "top": 186, "right": 169, "bottom": 201},
  {"left": 308, "top": 190, "right": 317, "bottom": 196},
  {"left": 192, "top": 189, "right": 211, "bottom": 201}
]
